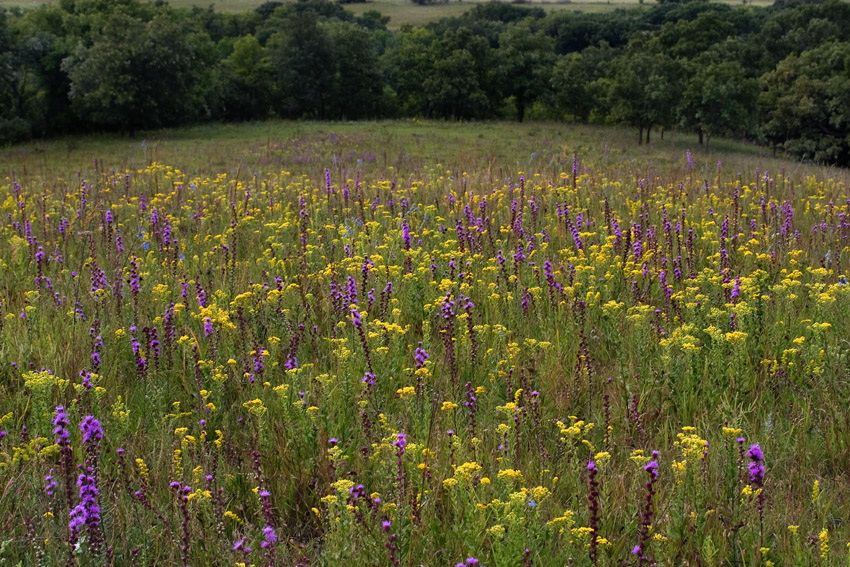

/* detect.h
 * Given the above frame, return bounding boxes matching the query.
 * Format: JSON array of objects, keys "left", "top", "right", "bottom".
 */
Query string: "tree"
[
  {"left": 220, "top": 34, "right": 276, "bottom": 120},
  {"left": 62, "top": 12, "right": 212, "bottom": 135},
  {"left": 608, "top": 38, "right": 684, "bottom": 144},
  {"left": 381, "top": 26, "right": 436, "bottom": 116},
  {"left": 325, "top": 21, "right": 385, "bottom": 119},
  {"left": 495, "top": 22, "right": 555, "bottom": 122},
  {"left": 550, "top": 43, "right": 615, "bottom": 123},
  {"left": 759, "top": 41, "right": 850, "bottom": 165},
  {"left": 268, "top": 11, "right": 335, "bottom": 118},
  {"left": 679, "top": 60, "right": 758, "bottom": 149}
]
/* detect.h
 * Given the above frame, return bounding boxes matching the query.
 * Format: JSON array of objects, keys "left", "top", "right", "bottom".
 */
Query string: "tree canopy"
[{"left": 3, "top": 0, "right": 850, "bottom": 165}]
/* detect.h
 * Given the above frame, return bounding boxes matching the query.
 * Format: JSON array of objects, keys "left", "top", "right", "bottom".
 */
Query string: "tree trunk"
[
  {"left": 646, "top": 126, "right": 651, "bottom": 144},
  {"left": 638, "top": 126, "right": 643, "bottom": 145},
  {"left": 698, "top": 128, "right": 704, "bottom": 147},
  {"left": 705, "top": 134, "right": 711, "bottom": 152},
  {"left": 517, "top": 99, "right": 526, "bottom": 123}
]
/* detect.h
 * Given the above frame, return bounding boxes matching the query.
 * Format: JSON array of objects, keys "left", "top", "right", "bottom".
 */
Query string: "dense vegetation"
[
  {"left": 2, "top": 0, "right": 850, "bottom": 164},
  {"left": 2, "top": 121, "right": 850, "bottom": 565}
]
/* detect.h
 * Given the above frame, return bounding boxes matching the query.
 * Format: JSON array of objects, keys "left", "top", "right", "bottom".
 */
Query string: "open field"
[
  {"left": 1, "top": 120, "right": 849, "bottom": 566},
  {"left": 0, "top": 0, "right": 776, "bottom": 27}
]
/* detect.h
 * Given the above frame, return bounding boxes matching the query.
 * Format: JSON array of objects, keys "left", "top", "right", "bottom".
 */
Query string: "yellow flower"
[
  {"left": 819, "top": 528, "right": 828, "bottom": 559},
  {"left": 396, "top": 386, "right": 416, "bottom": 398},
  {"left": 441, "top": 401, "right": 458, "bottom": 411},
  {"left": 454, "top": 461, "right": 482, "bottom": 482}
]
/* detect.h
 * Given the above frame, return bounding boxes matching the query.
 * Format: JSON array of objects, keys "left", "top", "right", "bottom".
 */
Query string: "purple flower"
[
  {"left": 747, "top": 444, "right": 765, "bottom": 485},
  {"left": 393, "top": 432, "right": 406, "bottom": 450},
  {"left": 79, "top": 415, "right": 103, "bottom": 444},
  {"left": 261, "top": 525, "right": 278, "bottom": 547},
  {"left": 53, "top": 406, "right": 70, "bottom": 446}
]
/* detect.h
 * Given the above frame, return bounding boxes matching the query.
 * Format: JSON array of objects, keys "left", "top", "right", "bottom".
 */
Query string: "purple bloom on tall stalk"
[
  {"left": 79, "top": 415, "right": 103, "bottom": 444},
  {"left": 633, "top": 451, "right": 659, "bottom": 563},
  {"left": 747, "top": 443, "right": 766, "bottom": 545},
  {"left": 587, "top": 461, "right": 601, "bottom": 566},
  {"left": 393, "top": 432, "right": 407, "bottom": 502}
]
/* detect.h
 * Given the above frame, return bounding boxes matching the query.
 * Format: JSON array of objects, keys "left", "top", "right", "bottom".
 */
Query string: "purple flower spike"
[{"left": 80, "top": 415, "right": 103, "bottom": 444}]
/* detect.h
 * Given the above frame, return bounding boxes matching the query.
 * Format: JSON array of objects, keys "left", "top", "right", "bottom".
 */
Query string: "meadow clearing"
[{"left": 0, "top": 121, "right": 849, "bottom": 566}]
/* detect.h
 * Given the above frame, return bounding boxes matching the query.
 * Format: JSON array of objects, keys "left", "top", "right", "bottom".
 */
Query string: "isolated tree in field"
[{"left": 63, "top": 13, "right": 210, "bottom": 135}]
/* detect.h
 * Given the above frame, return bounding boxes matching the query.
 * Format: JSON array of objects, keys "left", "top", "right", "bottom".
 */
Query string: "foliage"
[
  {"left": 62, "top": 12, "right": 213, "bottom": 134},
  {"left": 759, "top": 41, "right": 850, "bottom": 165},
  {"left": 3, "top": 0, "right": 850, "bottom": 164}
]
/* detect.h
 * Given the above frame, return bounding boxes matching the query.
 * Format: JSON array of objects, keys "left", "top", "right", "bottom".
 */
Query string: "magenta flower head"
[
  {"left": 261, "top": 525, "right": 278, "bottom": 548},
  {"left": 80, "top": 415, "right": 103, "bottom": 444},
  {"left": 382, "top": 520, "right": 392, "bottom": 532},
  {"left": 747, "top": 443, "right": 765, "bottom": 485},
  {"left": 587, "top": 461, "right": 597, "bottom": 472},
  {"left": 465, "top": 558, "right": 480, "bottom": 566},
  {"left": 393, "top": 432, "right": 407, "bottom": 450},
  {"left": 53, "top": 406, "right": 70, "bottom": 445}
]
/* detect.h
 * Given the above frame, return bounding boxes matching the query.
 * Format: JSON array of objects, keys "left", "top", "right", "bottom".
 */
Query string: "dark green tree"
[
  {"left": 608, "top": 38, "right": 684, "bottom": 144},
  {"left": 380, "top": 27, "right": 437, "bottom": 116},
  {"left": 220, "top": 34, "right": 276, "bottom": 120},
  {"left": 759, "top": 41, "right": 850, "bottom": 165},
  {"left": 679, "top": 60, "right": 758, "bottom": 149},
  {"left": 495, "top": 22, "right": 555, "bottom": 122},
  {"left": 550, "top": 43, "right": 615, "bottom": 123},
  {"left": 325, "top": 21, "right": 384, "bottom": 119},
  {"left": 62, "top": 12, "right": 213, "bottom": 135},
  {"left": 268, "top": 11, "right": 335, "bottom": 118}
]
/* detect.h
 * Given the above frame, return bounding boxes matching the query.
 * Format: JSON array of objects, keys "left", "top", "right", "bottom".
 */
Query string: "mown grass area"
[{"left": 1, "top": 120, "right": 849, "bottom": 566}]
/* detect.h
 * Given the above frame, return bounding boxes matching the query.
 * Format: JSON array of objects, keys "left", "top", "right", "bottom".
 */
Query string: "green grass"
[{"left": 1, "top": 120, "right": 849, "bottom": 566}]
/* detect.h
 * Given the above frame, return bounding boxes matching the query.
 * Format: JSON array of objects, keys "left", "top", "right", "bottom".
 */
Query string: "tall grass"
[{"left": 0, "top": 121, "right": 848, "bottom": 566}]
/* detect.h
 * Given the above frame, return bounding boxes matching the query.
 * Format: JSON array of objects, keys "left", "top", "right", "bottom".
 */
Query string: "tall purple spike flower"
[{"left": 747, "top": 443, "right": 766, "bottom": 544}]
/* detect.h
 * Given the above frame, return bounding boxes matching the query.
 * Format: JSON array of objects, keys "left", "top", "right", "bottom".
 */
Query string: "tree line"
[{"left": 2, "top": 0, "right": 850, "bottom": 165}]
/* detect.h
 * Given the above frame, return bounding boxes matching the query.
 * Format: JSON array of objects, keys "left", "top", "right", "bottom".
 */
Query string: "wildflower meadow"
[{"left": 1, "top": 122, "right": 849, "bottom": 566}]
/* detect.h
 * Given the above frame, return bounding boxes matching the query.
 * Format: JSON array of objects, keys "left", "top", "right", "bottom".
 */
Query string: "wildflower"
[{"left": 819, "top": 528, "right": 828, "bottom": 559}]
